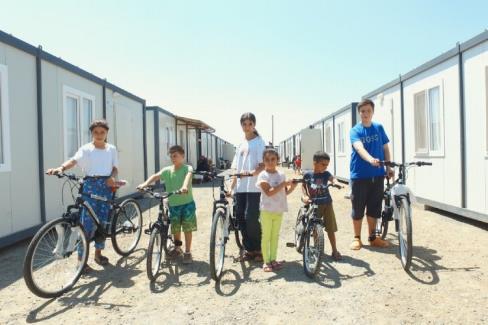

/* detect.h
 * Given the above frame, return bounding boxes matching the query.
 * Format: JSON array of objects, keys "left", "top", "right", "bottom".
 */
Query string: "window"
[
  {"left": 63, "top": 86, "right": 95, "bottom": 159},
  {"left": 486, "top": 66, "right": 488, "bottom": 155},
  {"left": 166, "top": 127, "right": 171, "bottom": 152},
  {"left": 0, "top": 64, "right": 11, "bottom": 172},
  {"left": 337, "top": 122, "right": 345, "bottom": 154},
  {"left": 325, "top": 124, "right": 332, "bottom": 154},
  {"left": 414, "top": 86, "right": 443, "bottom": 155}
]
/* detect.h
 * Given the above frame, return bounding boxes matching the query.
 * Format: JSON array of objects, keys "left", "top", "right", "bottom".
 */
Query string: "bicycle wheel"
[
  {"left": 23, "top": 218, "right": 89, "bottom": 298},
  {"left": 234, "top": 228, "right": 243, "bottom": 250},
  {"left": 111, "top": 199, "right": 143, "bottom": 256},
  {"left": 398, "top": 198, "right": 413, "bottom": 271},
  {"left": 294, "top": 208, "right": 306, "bottom": 253},
  {"left": 303, "top": 222, "right": 324, "bottom": 278},
  {"left": 379, "top": 212, "right": 389, "bottom": 240},
  {"left": 146, "top": 227, "right": 167, "bottom": 281},
  {"left": 209, "top": 208, "right": 226, "bottom": 281}
]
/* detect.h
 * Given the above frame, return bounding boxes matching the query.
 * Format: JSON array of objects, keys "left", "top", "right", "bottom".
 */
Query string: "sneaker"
[
  {"left": 350, "top": 238, "right": 363, "bottom": 250},
  {"left": 182, "top": 252, "right": 193, "bottom": 264},
  {"left": 166, "top": 247, "right": 183, "bottom": 260},
  {"left": 369, "top": 237, "right": 390, "bottom": 248}
]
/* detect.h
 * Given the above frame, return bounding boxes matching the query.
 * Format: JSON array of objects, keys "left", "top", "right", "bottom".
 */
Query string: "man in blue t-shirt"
[{"left": 349, "top": 99, "right": 394, "bottom": 250}]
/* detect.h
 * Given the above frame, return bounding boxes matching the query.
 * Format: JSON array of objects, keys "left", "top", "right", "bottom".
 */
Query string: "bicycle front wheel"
[
  {"left": 209, "top": 208, "right": 227, "bottom": 281},
  {"left": 23, "top": 218, "right": 89, "bottom": 298},
  {"left": 398, "top": 198, "right": 413, "bottom": 271},
  {"left": 111, "top": 199, "right": 143, "bottom": 256},
  {"left": 303, "top": 223, "right": 324, "bottom": 278},
  {"left": 146, "top": 227, "right": 167, "bottom": 281}
]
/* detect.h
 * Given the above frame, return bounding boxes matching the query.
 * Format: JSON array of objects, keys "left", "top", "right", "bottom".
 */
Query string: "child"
[
  {"left": 256, "top": 148, "right": 297, "bottom": 272},
  {"left": 137, "top": 145, "right": 196, "bottom": 264},
  {"left": 302, "top": 151, "right": 342, "bottom": 261},
  {"left": 46, "top": 120, "right": 118, "bottom": 271}
]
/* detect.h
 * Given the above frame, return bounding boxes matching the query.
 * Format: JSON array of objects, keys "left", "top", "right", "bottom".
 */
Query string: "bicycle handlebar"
[
  {"left": 139, "top": 187, "right": 183, "bottom": 199},
  {"left": 380, "top": 161, "right": 432, "bottom": 167},
  {"left": 292, "top": 178, "right": 343, "bottom": 190},
  {"left": 194, "top": 171, "right": 253, "bottom": 179}
]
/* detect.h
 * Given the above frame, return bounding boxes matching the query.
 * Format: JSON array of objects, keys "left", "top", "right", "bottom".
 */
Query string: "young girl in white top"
[
  {"left": 256, "top": 148, "right": 297, "bottom": 272},
  {"left": 47, "top": 120, "right": 118, "bottom": 271}
]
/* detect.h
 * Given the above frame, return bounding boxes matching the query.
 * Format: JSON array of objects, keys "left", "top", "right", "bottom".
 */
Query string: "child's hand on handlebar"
[
  {"left": 46, "top": 167, "right": 63, "bottom": 175},
  {"left": 179, "top": 186, "right": 188, "bottom": 194}
]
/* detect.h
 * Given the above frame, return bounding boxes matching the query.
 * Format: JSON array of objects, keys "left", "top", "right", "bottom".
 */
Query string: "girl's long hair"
[{"left": 240, "top": 112, "right": 259, "bottom": 137}]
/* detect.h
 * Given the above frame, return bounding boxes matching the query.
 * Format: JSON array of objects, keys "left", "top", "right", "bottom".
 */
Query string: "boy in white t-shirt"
[{"left": 256, "top": 148, "right": 297, "bottom": 272}]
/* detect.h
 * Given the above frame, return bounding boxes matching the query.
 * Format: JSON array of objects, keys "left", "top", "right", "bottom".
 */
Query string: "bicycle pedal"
[
  {"left": 286, "top": 242, "right": 296, "bottom": 248},
  {"left": 144, "top": 229, "right": 151, "bottom": 235}
]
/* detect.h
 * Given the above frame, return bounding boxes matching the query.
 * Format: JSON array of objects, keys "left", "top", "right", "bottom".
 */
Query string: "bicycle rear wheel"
[
  {"left": 23, "top": 218, "right": 89, "bottom": 298},
  {"left": 111, "top": 199, "right": 142, "bottom": 256},
  {"left": 378, "top": 211, "right": 389, "bottom": 240},
  {"left": 398, "top": 198, "right": 413, "bottom": 271},
  {"left": 209, "top": 208, "right": 227, "bottom": 281},
  {"left": 146, "top": 227, "right": 167, "bottom": 281},
  {"left": 303, "top": 222, "right": 324, "bottom": 278}
]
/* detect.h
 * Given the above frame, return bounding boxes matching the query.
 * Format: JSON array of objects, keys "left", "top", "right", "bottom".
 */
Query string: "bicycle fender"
[{"left": 391, "top": 184, "right": 415, "bottom": 218}]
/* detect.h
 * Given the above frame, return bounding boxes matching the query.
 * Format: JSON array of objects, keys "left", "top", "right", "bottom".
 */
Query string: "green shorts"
[
  {"left": 169, "top": 201, "right": 197, "bottom": 234},
  {"left": 317, "top": 204, "right": 337, "bottom": 233}
]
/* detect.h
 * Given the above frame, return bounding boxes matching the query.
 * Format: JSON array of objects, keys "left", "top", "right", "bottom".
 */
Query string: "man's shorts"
[
  {"left": 317, "top": 204, "right": 338, "bottom": 233},
  {"left": 350, "top": 176, "right": 384, "bottom": 220},
  {"left": 169, "top": 201, "right": 197, "bottom": 234}
]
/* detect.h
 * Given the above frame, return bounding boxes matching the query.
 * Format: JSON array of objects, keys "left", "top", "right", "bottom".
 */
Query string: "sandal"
[
  {"left": 350, "top": 238, "right": 363, "bottom": 250},
  {"left": 331, "top": 251, "right": 342, "bottom": 261},
  {"left": 94, "top": 255, "right": 109, "bottom": 266},
  {"left": 271, "top": 260, "right": 285, "bottom": 270},
  {"left": 263, "top": 263, "right": 273, "bottom": 272}
]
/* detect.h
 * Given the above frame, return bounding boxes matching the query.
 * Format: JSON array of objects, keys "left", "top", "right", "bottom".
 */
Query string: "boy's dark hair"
[
  {"left": 263, "top": 148, "right": 280, "bottom": 160},
  {"left": 313, "top": 151, "right": 330, "bottom": 162},
  {"left": 169, "top": 145, "right": 185, "bottom": 155},
  {"left": 357, "top": 99, "right": 375, "bottom": 112},
  {"left": 89, "top": 119, "right": 109, "bottom": 132}
]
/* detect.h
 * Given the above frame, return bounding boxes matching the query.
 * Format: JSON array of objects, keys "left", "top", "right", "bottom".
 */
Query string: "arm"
[
  {"left": 259, "top": 181, "right": 287, "bottom": 197},
  {"left": 352, "top": 141, "right": 380, "bottom": 167},
  {"left": 137, "top": 170, "right": 163, "bottom": 189},
  {"left": 106, "top": 166, "right": 119, "bottom": 187},
  {"left": 46, "top": 159, "right": 77, "bottom": 175},
  {"left": 301, "top": 183, "right": 311, "bottom": 203},
  {"left": 285, "top": 181, "right": 298, "bottom": 195},
  {"left": 383, "top": 143, "right": 394, "bottom": 178},
  {"left": 180, "top": 171, "right": 193, "bottom": 193}
]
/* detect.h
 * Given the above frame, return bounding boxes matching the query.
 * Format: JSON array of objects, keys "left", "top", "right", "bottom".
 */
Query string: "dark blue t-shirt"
[
  {"left": 303, "top": 171, "right": 333, "bottom": 205},
  {"left": 350, "top": 122, "right": 389, "bottom": 180}
]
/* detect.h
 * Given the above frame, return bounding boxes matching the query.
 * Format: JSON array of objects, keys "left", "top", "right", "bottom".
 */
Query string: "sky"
[{"left": 1, "top": 0, "right": 487, "bottom": 145}]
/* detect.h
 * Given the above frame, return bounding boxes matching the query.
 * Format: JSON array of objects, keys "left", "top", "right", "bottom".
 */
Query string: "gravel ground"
[{"left": 0, "top": 168, "right": 487, "bottom": 324}]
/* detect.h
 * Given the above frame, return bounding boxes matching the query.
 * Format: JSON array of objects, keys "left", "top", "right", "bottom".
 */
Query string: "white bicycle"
[{"left": 376, "top": 161, "right": 432, "bottom": 271}]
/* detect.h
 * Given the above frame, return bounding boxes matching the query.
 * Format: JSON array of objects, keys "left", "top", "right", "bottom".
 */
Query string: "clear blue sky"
[{"left": 1, "top": 1, "right": 487, "bottom": 145}]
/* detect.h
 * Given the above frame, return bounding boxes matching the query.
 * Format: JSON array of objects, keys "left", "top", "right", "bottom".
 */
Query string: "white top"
[
  {"left": 256, "top": 170, "right": 288, "bottom": 213},
  {"left": 72, "top": 143, "right": 119, "bottom": 176},
  {"left": 232, "top": 136, "right": 266, "bottom": 193}
]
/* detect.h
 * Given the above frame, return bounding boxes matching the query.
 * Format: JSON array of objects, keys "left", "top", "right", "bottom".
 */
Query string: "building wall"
[
  {"left": 0, "top": 42, "right": 39, "bottom": 236},
  {"left": 403, "top": 56, "right": 461, "bottom": 207},
  {"left": 158, "top": 111, "right": 176, "bottom": 169},
  {"left": 146, "top": 110, "right": 155, "bottom": 175},
  {"left": 187, "top": 128, "right": 197, "bottom": 168},
  {"left": 463, "top": 40, "right": 488, "bottom": 214},
  {"left": 334, "top": 109, "right": 353, "bottom": 180},
  {"left": 323, "top": 118, "right": 335, "bottom": 175}
]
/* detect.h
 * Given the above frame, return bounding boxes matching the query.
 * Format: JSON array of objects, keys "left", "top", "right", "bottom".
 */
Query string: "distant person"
[{"left": 349, "top": 99, "right": 394, "bottom": 250}]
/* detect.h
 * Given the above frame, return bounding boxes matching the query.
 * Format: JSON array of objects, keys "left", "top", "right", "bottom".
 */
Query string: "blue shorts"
[{"left": 169, "top": 201, "right": 197, "bottom": 234}]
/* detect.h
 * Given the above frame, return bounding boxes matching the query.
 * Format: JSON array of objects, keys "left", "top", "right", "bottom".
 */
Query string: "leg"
[
  {"left": 184, "top": 232, "right": 192, "bottom": 253},
  {"left": 269, "top": 213, "right": 283, "bottom": 262},
  {"left": 235, "top": 193, "right": 251, "bottom": 251},
  {"left": 180, "top": 201, "right": 197, "bottom": 253},
  {"left": 350, "top": 179, "right": 367, "bottom": 250},
  {"left": 367, "top": 177, "right": 389, "bottom": 247},
  {"left": 245, "top": 193, "right": 262, "bottom": 253},
  {"left": 260, "top": 211, "right": 273, "bottom": 264}
]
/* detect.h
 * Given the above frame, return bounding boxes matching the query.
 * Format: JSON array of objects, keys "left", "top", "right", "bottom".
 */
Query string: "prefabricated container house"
[
  {"left": 145, "top": 106, "right": 177, "bottom": 174},
  {"left": 0, "top": 30, "right": 147, "bottom": 248},
  {"left": 363, "top": 30, "right": 488, "bottom": 222}
]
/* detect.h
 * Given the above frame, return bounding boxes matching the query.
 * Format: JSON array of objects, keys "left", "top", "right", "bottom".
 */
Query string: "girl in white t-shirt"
[
  {"left": 231, "top": 113, "right": 266, "bottom": 261},
  {"left": 47, "top": 120, "right": 118, "bottom": 271},
  {"left": 256, "top": 148, "right": 297, "bottom": 272}
]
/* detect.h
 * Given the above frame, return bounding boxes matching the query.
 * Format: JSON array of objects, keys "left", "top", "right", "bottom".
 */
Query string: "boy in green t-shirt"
[{"left": 137, "top": 145, "right": 196, "bottom": 264}]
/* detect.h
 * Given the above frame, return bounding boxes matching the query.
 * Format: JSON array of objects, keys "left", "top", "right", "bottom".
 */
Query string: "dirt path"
[{"left": 1, "top": 168, "right": 487, "bottom": 324}]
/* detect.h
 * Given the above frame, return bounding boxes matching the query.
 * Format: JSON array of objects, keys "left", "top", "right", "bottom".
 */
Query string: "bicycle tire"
[
  {"left": 209, "top": 208, "right": 226, "bottom": 281},
  {"left": 398, "top": 198, "right": 413, "bottom": 271},
  {"left": 146, "top": 227, "right": 165, "bottom": 281},
  {"left": 303, "top": 222, "right": 324, "bottom": 278},
  {"left": 380, "top": 214, "right": 389, "bottom": 240},
  {"left": 294, "top": 208, "right": 306, "bottom": 253},
  {"left": 111, "top": 199, "right": 143, "bottom": 256},
  {"left": 234, "top": 228, "right": 243, "bottom": 250},
  {"left": 23, "top": 218, "right": 89, "bottom": 298}
]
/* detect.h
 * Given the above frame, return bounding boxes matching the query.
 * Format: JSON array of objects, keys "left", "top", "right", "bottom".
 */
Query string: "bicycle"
[
  {"left": 286, "top": 178, "right": 342, "bottom": 278},
  {"left": 206, "top": 171, "right": 252, "bottom": 281},
  {"left": 141, "top": 187, "right": 182, "bottom": 281},
  {"left": 376, "top": 161, "right": 432, "bottom": 271},
  {"left": 23, "top": 173, "right": 143, "bottom": 298}
]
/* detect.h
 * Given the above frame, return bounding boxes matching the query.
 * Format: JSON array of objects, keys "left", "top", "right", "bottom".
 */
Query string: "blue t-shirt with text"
[
  {"left": 303, "top": 171, "right": 333, "bottom": 205},
  {"left": 349, "top": 122, "right": 389, "bottom": 179}
]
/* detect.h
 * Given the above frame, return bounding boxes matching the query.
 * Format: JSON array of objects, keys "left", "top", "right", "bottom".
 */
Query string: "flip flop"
[
  {"left": 271, "top": 260, "right": 285, "bottom": 270},
  {"left": 263, "top": 263, "right": 273, "bottom": 272}
]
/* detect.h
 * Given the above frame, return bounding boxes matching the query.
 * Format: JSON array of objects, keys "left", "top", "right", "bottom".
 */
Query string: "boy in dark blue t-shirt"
[
  {"left": 302, "top": 151, "right": 342, "bottom": 260},
  {"left": 349, "top": 99, "right": 394, "bottom": 250}
]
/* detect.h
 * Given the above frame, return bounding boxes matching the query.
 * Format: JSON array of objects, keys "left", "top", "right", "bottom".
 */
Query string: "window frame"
[
  {"left": 413, "top": 83, "right": 445, "bottom": 157},
  {"left": 324, "top": 122, "right": 332, "bottom": 154},
  {"left": 0, "top": 64, "right": 11, "bottom": 172},
  {"left": 63, "top": 86, "right": 95, "bottom": 160},
  {"left": 337, "top": 121, "right": 345, "bottom": 156}
]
